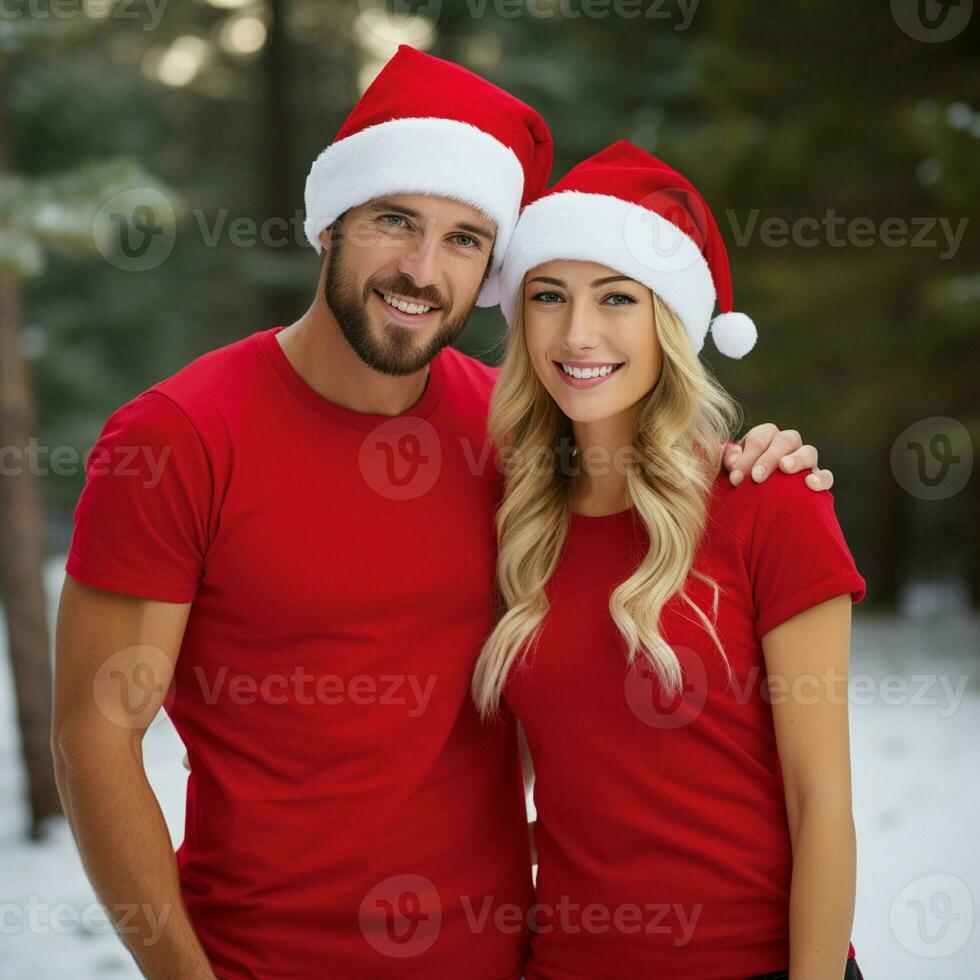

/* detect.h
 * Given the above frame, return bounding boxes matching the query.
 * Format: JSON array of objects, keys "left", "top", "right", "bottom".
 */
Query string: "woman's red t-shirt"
[{"left": 504, "top": 470, "right": 866, "bottom": 980}]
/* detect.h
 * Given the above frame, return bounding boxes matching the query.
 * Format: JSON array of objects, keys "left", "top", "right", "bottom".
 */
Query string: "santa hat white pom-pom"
[{"left": 710, "top": 311, "right": 757, "bottom": 359}]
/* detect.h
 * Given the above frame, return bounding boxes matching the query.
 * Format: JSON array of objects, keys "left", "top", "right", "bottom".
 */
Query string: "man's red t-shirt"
[
  {"left": 504, "top": 471, "right": 866, "bottom": 980},
  {"left": 67, "top": 326, "right": 533, "bottom": 979}
]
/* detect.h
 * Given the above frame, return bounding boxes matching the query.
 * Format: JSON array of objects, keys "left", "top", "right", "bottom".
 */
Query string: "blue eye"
[
  {"left": 452, "top": 234, "right": 478, "bottom": 248},
  {"left": 605, "top": 293, "right": 636, "bottom": 306},
  {"left": 532, "top": 291, "right": 562, "bottom": 303},
  {"left": 381, "top": 214, "right": 408, "bottom": 228}
]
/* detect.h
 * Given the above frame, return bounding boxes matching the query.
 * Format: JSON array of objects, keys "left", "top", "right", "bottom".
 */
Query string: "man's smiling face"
[{"left": 319, "top": 194, "right": 496, "bottom": 377}]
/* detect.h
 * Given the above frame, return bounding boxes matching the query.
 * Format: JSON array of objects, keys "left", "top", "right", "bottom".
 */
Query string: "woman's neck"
[{"left": 568, "top": 407, "right": 639, "bottom": 516}]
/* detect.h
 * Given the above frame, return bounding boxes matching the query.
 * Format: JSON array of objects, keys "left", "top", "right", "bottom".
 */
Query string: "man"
[{"left": 52, "top": 46, "right": 832, "bottom": 979}]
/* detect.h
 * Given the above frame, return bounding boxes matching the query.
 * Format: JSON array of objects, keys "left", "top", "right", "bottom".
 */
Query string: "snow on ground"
[{"left": 1, "top": 561, "right": 977, "bottom": 978}]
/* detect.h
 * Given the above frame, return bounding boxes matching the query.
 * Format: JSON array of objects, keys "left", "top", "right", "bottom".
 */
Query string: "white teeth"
[
  {"left": 560, "top": 362, "right": 620, "bottom": 379},
  {"left": 382, "top": 293, "right": 432, "bottom": 315}
]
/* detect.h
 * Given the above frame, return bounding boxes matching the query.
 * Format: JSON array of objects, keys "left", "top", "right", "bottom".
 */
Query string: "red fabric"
[
  {"left": 67, "top": 327, "right": 532, "bottom": 979},
  {"left": 336, "top": 45, "right": 553, "bottom": 207},
  {"left": 504, "top": 471, "right": 865, "bottom": 980}
]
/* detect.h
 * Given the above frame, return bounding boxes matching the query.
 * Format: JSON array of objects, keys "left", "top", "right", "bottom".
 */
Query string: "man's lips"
[{"left": 372, "top": 289, "right": 441, "bottom": 328}]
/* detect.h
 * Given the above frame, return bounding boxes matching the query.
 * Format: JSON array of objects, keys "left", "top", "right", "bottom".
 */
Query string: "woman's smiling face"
[{"left": 522, "top": 259, "right": 664, "bottom": 424}]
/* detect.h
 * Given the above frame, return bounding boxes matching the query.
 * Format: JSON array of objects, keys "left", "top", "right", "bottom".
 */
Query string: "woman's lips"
[{"left": 552, "top": 360, "right": 624, "bottom": 389}]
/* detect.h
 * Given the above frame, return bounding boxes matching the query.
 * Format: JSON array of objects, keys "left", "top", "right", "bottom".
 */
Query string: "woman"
[{"left": 474, "top": 141, "right": 866, "bottom": 980}]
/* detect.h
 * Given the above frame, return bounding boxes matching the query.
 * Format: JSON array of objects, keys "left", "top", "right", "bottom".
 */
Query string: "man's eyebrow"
[
  {"left": 367, "top": 200, "right": 422, "bottom": 219},
  {"left": 367, "top": 200, "right": 494, "bottom": 242},
  {"left": 454, "top": 221, "right": 494, "bottom": 242}
]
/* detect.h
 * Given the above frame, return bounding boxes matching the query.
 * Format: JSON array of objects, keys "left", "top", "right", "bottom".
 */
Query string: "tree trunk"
[
  {"left": 0, "top": 63, "right": 62, "bottom": 839},
  {"left": 0, "top": 270, "right": 63, "bottom": 838},
  {"left": 259, "top": 0, "right": 305, "bottom": 327}
]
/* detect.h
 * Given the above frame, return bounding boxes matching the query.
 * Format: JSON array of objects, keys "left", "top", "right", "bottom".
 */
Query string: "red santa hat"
[
  {"left": 303, "top": 45, "right": 553, "bottom": 308},
  {"left": 499, "top": 140, "right": 757, "bottom": 358}
]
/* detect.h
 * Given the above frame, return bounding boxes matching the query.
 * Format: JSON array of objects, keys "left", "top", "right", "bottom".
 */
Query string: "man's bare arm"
[{"left": 51, "top": 576, "right": 216, "bottom": 980}]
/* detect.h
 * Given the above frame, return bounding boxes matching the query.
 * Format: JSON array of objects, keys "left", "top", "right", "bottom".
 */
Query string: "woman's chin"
[{"left": 554, "top": 395, "right": 621, "bottom": 425}]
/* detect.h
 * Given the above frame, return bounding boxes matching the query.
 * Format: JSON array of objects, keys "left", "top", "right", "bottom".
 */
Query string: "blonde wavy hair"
[{"left": 472, "top": 283, "right": 743, "bottom": 718}]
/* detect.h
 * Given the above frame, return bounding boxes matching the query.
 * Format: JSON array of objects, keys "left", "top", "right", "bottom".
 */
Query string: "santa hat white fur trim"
[
  {"left": 303, "top": 116, "right": 524, "bottom": 308},
  {"left": 500, "top": 190, "right": 719, "bottom": 351}
]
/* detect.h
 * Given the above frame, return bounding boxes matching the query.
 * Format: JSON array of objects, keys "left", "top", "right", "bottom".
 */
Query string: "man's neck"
[{"left": 277, "top": 302, "right": 431, "bottom": 418}]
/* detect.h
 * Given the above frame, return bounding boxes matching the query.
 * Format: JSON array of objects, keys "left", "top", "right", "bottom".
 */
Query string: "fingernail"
[
  {"left": 730, "top": 470, "right": 744, "bottom": 486},
  {"left": 752, "top": 465, "right": 765, "bottom": 482}
]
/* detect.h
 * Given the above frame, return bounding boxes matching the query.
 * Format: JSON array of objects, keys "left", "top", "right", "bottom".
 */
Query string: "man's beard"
[{"left": 323, "top": 224, "right": 485, "bottom": 377}]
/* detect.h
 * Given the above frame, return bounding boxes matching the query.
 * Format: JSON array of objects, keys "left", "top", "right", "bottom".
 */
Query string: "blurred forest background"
[
  {"left": 1, "top": 0, "right": 978, "bottom": 891},
  {"left": 3, "top": 0, "right": 977, "bottom": 594}
]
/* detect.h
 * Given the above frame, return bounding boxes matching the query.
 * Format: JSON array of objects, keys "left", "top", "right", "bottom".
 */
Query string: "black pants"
[{"left": 749, "top": 957, "right": 863, "bottom": 980}]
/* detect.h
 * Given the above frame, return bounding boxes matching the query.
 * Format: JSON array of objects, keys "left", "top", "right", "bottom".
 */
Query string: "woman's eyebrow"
[
  {"left": 527, "top": 275, "right": 637, "bottom": 288},
  {"left": 590, "top": 275, "right": 635, "bottom": 287}
]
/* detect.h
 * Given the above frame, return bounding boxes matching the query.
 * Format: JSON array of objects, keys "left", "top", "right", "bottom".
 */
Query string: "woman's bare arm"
[{"left": 763, "top": 594, "right": 856, "bottom": 980}]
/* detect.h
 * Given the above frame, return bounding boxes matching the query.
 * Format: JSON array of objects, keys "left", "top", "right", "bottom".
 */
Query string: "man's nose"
[{"left": 396, "top": 234, "right": 441, "bottom": 291}]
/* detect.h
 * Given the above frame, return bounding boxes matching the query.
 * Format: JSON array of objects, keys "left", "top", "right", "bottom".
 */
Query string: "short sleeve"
[
  {"left": 65, "top": 391, "right": 213, "bottom": 602},
  {"left": 749, "top": 471, "right": 866, "bottom": 639}
]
